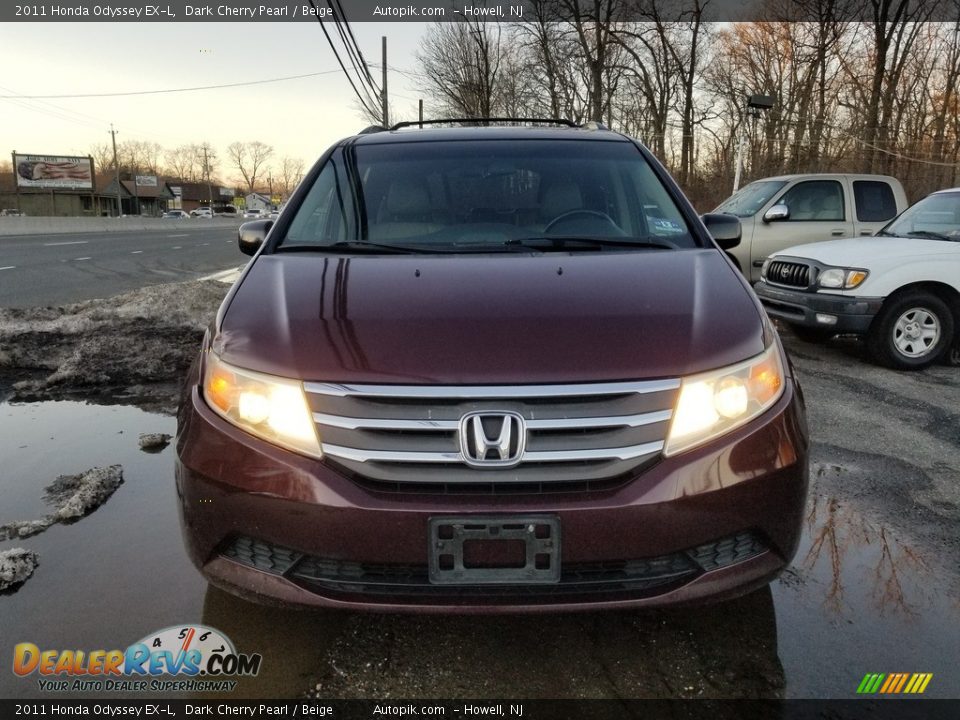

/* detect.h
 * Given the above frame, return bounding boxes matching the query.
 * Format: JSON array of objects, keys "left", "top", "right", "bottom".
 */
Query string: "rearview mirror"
[
  {"left": 238, "top": 220, "right": 273, "bottom": 256},
  {"left": 763, "top": 204, "right": 790, "bottom": 223},
  {"left": 700, "top": 213, "right": 741, "bottom": 249}
]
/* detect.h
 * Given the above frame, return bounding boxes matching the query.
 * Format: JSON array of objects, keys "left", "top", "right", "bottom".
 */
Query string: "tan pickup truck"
[{"left": 714, "top": 174, "right": 908, "bottom": 282}]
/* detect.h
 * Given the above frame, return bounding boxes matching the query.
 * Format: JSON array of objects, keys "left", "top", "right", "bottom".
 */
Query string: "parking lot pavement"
[{"left": 0, "top": 300, "right": 957, "bottom": 699}]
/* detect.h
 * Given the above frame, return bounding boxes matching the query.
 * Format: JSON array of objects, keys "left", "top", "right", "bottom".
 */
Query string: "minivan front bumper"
[{"left": 176, "top": 362, "right": 809, "bottom": 613}]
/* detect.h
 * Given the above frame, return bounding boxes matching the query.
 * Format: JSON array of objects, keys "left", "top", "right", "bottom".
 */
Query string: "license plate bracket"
[{"left": 428, "top": 515, "right": 561, "bottom": 585}]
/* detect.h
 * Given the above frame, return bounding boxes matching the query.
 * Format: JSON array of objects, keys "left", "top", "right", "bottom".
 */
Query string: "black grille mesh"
[
  {"left": 219, "top": 531, "right": 768, "bottom": 601},
  {"left": 767, "top": 261, "right": 810, "bottom": 288}
]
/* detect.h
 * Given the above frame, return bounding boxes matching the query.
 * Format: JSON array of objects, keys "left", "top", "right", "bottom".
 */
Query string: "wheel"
[
  {"left": 789, "top": 325, "right": 835, "bottom": 344},
  {"left": 866, "top": 291, "right": 954, "bottom": 370}
]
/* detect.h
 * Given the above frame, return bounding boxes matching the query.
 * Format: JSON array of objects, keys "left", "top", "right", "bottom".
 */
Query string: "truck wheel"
[
  {"left": 789, "top": 325, "right": 835, "bottom": 344},
  {"left": 866, "top": 291, "right": 954, "bottom": 370}
]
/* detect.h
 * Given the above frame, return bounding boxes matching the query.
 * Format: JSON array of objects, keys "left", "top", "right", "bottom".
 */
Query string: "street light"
[{"left": 732, "top": 94, "right": 775, "bottom": 193}]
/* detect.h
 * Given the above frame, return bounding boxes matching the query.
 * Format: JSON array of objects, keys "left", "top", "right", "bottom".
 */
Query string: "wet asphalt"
[{"left": 0, "top": 330, "right": 957, "bottom": 700}]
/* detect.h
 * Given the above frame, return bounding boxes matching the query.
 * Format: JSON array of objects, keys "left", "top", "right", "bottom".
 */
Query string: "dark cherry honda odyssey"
[{"left": 176, "top": 121, "right": 808, "bottom": 612}]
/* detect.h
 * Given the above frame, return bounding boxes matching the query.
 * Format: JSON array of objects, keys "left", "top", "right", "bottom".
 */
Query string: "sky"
[{"left": 0, "top": 22, "right": 432, "bottom": 180}]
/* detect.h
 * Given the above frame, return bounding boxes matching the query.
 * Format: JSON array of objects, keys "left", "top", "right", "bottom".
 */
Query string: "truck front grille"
[
  {"left": 766, "top": 260, "right": 811, "bottom": 288},
  {"left": 303, "top": 380, "right": 679, "bottom": 491}
]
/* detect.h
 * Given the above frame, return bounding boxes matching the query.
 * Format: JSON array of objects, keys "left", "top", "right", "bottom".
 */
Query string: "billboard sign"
[
  {"left": 14, "top": 154, "right": 93, "bottom": 190},
  {"left": 135, "top": 175, "right": 158, "bottom": 187}
]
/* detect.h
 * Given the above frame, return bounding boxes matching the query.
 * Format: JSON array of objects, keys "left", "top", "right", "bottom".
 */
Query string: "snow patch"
[
  {"left": 0, "top": 548, "right": 39, "bottom": 591},
  {"left": 43, "top": 465, "right": 124, "bottom": 521}
]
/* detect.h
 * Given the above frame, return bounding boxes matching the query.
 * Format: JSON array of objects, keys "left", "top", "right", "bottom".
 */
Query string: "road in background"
[{"left": 0, "top": 224, "right": 242, "bottom": 307}]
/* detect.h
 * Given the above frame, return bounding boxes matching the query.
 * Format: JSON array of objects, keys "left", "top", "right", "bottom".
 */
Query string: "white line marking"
[
  {"left": 202, "top": 243, "right": 209, "bottom": 246},
  {"left": 0, "top": 265, "right": 15, "bottom": 270},
  {"left": 74, "top": 257, "right": 91, "bottom": 261},
  {"left": 130, "top": 250, "right": 143, "bottom": 254},
  {"left": 172, "top": 246, "right": 182, "bottom": 249},
  {"left": 167, "top": 234, "right": 188, "bottom": 238},
  {"left": 44, "top": 240, "right": 89, "bottom": 246}
]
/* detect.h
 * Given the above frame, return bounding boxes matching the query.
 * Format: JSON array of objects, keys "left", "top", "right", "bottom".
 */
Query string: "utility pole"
[
  {"left": 203, "top": 144, "right": 213, "bottom": 210},
  {"left": 418, "top": 99, "right": 423, "bottom": 128},
  {"left": 381, "top": 36, "right": 389, "bottom": 128},
  {"left": 110, "top": 124, "right": 121, "bottom": 216},
  {"left": 732, "top": 95, "right": 775, "bottom": 194}
]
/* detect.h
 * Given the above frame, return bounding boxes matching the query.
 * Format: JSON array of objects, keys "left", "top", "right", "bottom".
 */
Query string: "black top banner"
[
  {"left": 2, "top": 700, "right": 960, "bottom": 720},
  {"left": 5, "top": 0, "right": 960, "bottom": 23}
]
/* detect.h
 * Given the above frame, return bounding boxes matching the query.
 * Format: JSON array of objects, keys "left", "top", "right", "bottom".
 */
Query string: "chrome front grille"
[
  {"left": 303, "top": 380, "right": 679, "bottom": 488},
  {"left": 766, "top": 260, "right": 811, "bottom": 288}
]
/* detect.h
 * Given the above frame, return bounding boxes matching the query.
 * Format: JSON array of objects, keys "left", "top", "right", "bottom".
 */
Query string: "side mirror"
[
  {"left": 763, "top": 204, "right": 790, "bottom": 223},
  {"left": 701, "top": 213, "right": 741, "bottom": 249},
  {"left": 238, "top": 220, "right": 273, "bottom": 256}
]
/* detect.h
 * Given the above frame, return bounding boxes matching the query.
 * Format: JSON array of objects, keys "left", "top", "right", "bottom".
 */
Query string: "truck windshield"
[
  {"left": 878, "top": 191, "right": 960, "bottom": 241},
  {"left": 715, "top": 180, "right": 787, "bottom": 218},
  {"left": 277, "top": 140, "right": 698, "bottom": 252}
]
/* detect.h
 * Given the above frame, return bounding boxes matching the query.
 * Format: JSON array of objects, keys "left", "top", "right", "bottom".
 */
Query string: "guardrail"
[{"left": 0, "top": 216, "right": 244, "bottom": 237}]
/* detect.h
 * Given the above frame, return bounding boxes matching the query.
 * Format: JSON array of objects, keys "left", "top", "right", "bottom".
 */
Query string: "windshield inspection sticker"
[{"left": 13, "top": 625, "right": 261, "bottom": 693}]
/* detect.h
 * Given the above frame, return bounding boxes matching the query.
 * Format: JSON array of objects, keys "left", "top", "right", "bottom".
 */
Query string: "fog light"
[{"left": 815, "top": 313, "right": 838, "bottom": 325}]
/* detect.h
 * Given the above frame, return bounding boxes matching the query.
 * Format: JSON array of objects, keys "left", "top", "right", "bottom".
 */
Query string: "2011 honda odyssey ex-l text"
[{"left": 176, "top": 121, "right": 809, "bottom": 612}]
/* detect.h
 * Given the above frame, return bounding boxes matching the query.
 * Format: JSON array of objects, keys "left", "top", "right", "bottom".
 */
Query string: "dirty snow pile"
[
  {"left": 0, "top": 279, "right": 229, "bottom": 412},
  {"left": 138, "top": 432, "right": 173, "bottom": 451},
  {"left": 43, "top": 464, "right": 125, "bottom": 521},
  {"left": 0, "top": 465, "right": 124, "bottom": 542},
  {"left": 0, "top": 549, "right": 39, "bottom": 592}
]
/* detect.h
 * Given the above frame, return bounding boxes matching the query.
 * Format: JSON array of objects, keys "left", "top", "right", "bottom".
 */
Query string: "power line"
[
  {"left": 0, "top": 70, "right": 344, "bottom": 100},
  {"left": 307, "top": 0, "right": 380, "bottom": 120},
  {"left": 330, "top": 0, "right": 381, "bottom": 96}
]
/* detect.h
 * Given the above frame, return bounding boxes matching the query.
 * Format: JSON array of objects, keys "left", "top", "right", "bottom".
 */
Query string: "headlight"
[
  {"left": 202, "top": 352, "right": 322, "bottom": 458},
  {"left": 664, "top": 344, "right": 785, "bottom": 456},
  {"left": 818, "top": 267, "right": 868, "bottom": 289}
]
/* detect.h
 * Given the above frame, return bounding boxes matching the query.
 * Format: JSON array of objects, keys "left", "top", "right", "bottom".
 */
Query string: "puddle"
[
  {"left": 1, "top": 401, "right": 958, "bottom": 699},
  {"left": 771, "top": 485, "right": 960, "bottom": 697}
]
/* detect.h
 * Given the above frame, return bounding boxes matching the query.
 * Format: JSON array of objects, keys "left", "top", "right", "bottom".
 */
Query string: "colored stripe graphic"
[{"left": 857, "top": 673, "right": 932, "bottom": 694}]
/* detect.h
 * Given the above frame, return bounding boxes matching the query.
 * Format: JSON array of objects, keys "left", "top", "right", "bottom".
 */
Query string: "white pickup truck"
[
  {"left": 754, "top": 188, "right": 960, "bottom": 370},
  {"left": 715, "top": 173, "right": 908, "bottom": 282}
]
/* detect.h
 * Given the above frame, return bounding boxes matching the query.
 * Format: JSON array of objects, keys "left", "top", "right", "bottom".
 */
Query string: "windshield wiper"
[
  {"left": 505, "top": 236, "right": 677, "bottom": 251},
  {"left": 276, "top": 241, "right": 433, "bottom": 254},
  {"left": 277, "top": 240, "right": 541, "bottom": 255},
  {"left": 907, "top": 230, "right": 952, "bottom": 241}
]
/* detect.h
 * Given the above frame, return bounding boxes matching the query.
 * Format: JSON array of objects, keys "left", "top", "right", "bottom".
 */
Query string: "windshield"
[
  {"left": 715, "top": 180, "right": 788, "bottom": 218},
  {"left": 880, "top": 191, "right": 960, "bottom": 240},
  {"left": 277, "top": 139, "right": 698, "bottom": 252}
]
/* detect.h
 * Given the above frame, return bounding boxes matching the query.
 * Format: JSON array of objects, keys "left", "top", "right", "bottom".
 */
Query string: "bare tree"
[
  {"left": 89, "top": 143, "right": 114, "bottom": 174},
  {"left": 417, "top": 21, "right": 505, "bottom": 118},
  {"left": 278, "top": 156, "right": 306, "bottom": 198},
  {"left": 227, "top": 141, "right": 274, "bottom": 195}
]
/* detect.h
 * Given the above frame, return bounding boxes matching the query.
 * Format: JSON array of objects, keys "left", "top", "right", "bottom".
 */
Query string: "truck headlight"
[
  {"left": 202, "top": 352, "right": 322, "bottom": 458},
  {"left": 664, "top": 344, "right": 785, "bottom": 456},
  {"left": 818, "top": 267, "right": 868, "bottom": 289}
]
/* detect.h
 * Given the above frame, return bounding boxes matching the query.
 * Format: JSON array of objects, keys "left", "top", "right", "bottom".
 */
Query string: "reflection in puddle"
[
  {"left": 803, "top": 489, "right": 935, "bottom": 618},
  {"left": 1, "top": 401, "right": 957, "bottom": 699},
  {"left": 772, "top": 469, "right": 959, "bottom": 697}
]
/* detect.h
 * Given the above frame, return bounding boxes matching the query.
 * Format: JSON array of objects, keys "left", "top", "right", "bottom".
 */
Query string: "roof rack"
[
  {"left": 358, "top": 125, "right": 388, "bottom": 134},
  {"left": 390, "top": 118, "right": 578, "bottom": 130}
]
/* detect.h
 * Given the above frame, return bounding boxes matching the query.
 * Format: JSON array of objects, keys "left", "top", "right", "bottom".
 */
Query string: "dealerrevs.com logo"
[{"left": 13, "top": 625, "right": 262, "bottom": 693}]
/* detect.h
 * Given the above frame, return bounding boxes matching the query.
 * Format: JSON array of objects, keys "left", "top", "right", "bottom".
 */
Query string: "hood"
[
  {"left": 217, "top": 249, "right": 765, "bottom": 384},
  {"left": 773, "top": 236, "right": 959, "bottom": 267}
]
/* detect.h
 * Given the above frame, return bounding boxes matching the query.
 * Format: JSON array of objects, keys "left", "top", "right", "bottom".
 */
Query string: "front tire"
[{"left": 866, "top": 291, "right": 954, "bottom": 370}]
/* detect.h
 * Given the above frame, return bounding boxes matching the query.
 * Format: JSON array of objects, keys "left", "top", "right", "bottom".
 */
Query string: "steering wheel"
[{"left": 544, "top": 209, "right": 624, "bottom": 235}]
